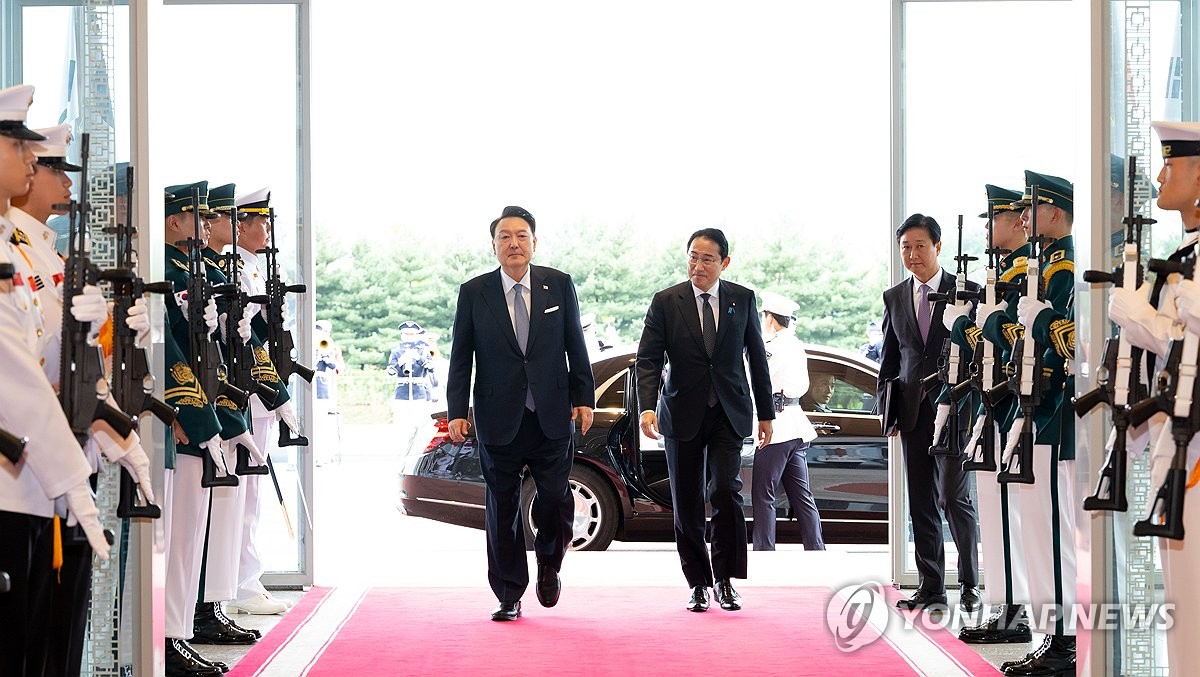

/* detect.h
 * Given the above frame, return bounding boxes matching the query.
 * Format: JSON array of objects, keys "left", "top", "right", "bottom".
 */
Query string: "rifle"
[
  {"left": 925, "top": 216, "right": 978, "bottom": 456},
  {"left": 249, "top": 207, "right": 311, "bottom": 448},
  {"left": 958, "top": 205, "right": 1014, "bottom": 472},
  {"left": 57, "top": 132, "right": 136, "bottom": 445},
  {"left": 0, "top": 429, "right": 27, "bottom": 464},
  {"left": 1128, "top": 200, "right": 1200, "bottom": 540},
  {"left": 996, "top": 186, "right": 1045, "bottom": 485},
  {"left": 101, "top": 164, "right": 174, "bottom": 518},
  {"left": 217, "top": 208, "right": 274, "bottom": 476},
  {"left": 180, "top": 187, "right": 247, "bottom": 488},
  {"left": 1075, "top": 156, "right": 1152, "bottom": 512}
]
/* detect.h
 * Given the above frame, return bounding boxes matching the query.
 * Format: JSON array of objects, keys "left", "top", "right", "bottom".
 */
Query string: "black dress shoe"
[
  {"left": 686, "top": 585, "right": 710, "bottom": 612},
  {"left": 491, "top": 600, "right": 521, "bottom": 621},
  {"left": 1004, "top": 634, "right": 1075, "bottom": 676},
  {"left": 536, "top": 563, "right": 561, "bottom": 608},
  {"left": 196, "top": 601, "right": 263, "bottom": 639},
  {"left": 714, "top": 579, "right": 741, "bottom": 611},
  {"left": 958, "top": 586, "right": 982, "bottom": 613},
  {"left": 191, "top": 602, "right": 259, "bottom": 645},
  {"left": 165, "top": 638, "right": 223, "bottom": 677},
  {"left": 895, "top": 588, "right": 948, "bottom": 611},
  {"left": 959, "top": 605, "right": 1032, "bottom": 644}
]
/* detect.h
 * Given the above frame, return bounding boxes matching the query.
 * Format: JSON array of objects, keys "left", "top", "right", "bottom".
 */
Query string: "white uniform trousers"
[
  {"left": 977, "top": 430, "right": 1029, "bottom": 608},
  {"left": 164, "top": 455, "right": 210, "bottom": 640},
  {"left": 1148, "top": 426, "right": 1200, "bottom": 675},
  {"left": 237, "top": 415, "right": 274, "bottom": 600},
  {"left": 202, "top": 443, "right": 247, "bottom": 603},
  {"left": 1013, "top": 442, "right": 1077, "bottom": 635}
]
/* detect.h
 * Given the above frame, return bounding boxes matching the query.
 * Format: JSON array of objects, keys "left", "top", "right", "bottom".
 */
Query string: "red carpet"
[{"left": 231, "top": 586, "right": 998, "bottom": 676}]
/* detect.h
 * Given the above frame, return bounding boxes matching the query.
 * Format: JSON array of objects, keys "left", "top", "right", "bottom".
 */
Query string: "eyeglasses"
[{"left": 687, "top": 253, "right": 720, "bottom": 266}]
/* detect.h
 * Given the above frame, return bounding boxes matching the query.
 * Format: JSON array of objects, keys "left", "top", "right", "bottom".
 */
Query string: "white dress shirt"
[
  {"left": 500, "top": 267, "right": 532, "bottom": 336},
  {"left": 692, "top": 281, "right": 720, "bottom": 332},
  {"left": 911, "top": 268, "right": 944, "bottom": 320}
]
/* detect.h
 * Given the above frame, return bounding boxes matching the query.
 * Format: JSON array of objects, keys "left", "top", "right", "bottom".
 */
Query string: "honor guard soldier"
[
  {"left": 10, "top": 122, "right": 155, "bottom": 677},
  {"left": 996, "top": 171, "right": 1077, "bottom": 676},
  {"left": 209, "top": 183, "right": 297, "bottom": 617},
  {"left": 162, "top": 181, "right": 238, "bottom": 677},
  {"left": 942, "top": 185, "right": 1033, "bottom": 645},
  {"left": 1136, "top": 120, "right": 1200, "bottom": 674},
  {"left": 0, "top": 84, "right": 112, "bottom": 676}
]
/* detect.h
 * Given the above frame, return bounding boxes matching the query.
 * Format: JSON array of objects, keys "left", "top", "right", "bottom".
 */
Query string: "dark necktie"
[
  {"left": 701, "top": 293, "right": 718, "bottom": 406},
  {"left": 514, "top": 284, "right": 534, "bottom": 411},
  {"left": 918, "top": 283, "right": 932, "bottom": 343}
]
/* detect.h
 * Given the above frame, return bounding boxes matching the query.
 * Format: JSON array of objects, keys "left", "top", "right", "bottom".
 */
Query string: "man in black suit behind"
[
  {"left": 636, "top": 228, "right": 774, "bottom": 613},
  {"left": 878, "top": 214, "right": 980, "bottom": 612},
  {"left": 446, "top": 206, "right": 596, "bottom": 622}
]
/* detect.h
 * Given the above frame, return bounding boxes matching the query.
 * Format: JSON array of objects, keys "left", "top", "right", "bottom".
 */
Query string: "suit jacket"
[
  {"left": 635, "top": 279, "right": 775, "bottom": 442},
  {"left": 446, "top": 265, "right": 596, "bottom": 447},
  {"left": 876, "top": 269, "right": 980, "bottom": 433}
]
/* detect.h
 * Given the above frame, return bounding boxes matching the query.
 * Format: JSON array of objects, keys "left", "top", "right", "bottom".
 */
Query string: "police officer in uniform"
[
  {"left": 390, "top": 320, "right": 436, "bottom": 452},
  {"left": 943, "top": 185, "right": 1033, "bottom": 644},
  {"left": 0, "top": 84, "right": 111, "bottom": 676},
  {"left": 1134, "top": 121, "right": 1200, "bottom": 675},
  {"left": 751, "top": 290, "right": 824, "bottom": 551},
  {"left": 996, "top": 171, "right": 1077, "bottom": 676}
]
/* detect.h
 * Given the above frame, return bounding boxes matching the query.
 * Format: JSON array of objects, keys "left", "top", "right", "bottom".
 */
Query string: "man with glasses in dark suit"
[{"left": 636, "top": 228, "right": 775, "bottom": 613}]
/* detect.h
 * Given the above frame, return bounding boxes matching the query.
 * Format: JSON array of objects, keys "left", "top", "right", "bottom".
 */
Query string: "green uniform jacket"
[
  {"left": 164, "top": 245, "right": 248, "bottom": 458},
  {"left": 162, "top": 246, "right": 222, "bottom": 464},
  {"left": 956, "top": 243, "right": 1031, "bottom": 433}
]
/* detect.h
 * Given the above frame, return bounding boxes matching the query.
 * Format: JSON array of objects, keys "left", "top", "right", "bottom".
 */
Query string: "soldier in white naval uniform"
[{"left": 0, "top": 83, "right": 111, "bottom": 676}]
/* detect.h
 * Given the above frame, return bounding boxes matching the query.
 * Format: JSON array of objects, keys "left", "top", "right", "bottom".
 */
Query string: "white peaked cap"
[
  {"left": 759, "top": 290, "right": 799, "bottom": 318},
  {"left": 31, "top": 124, "right": 74, "bottom": 158}
]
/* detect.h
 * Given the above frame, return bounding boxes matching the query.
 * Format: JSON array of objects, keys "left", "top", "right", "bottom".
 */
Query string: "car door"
[{"left": 801, "top": 353, "right": 889, "bottom": 542}]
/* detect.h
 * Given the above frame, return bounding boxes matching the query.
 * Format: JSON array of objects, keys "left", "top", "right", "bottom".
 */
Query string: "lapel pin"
[{"left": 542, "top": 285, "right": 549, "bottom": 290}]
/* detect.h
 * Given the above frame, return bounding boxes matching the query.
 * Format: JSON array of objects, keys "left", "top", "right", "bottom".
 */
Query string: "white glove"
[
  {"left": 70, "top": 284, "right": 109, "bottom": 333},
  {"left": 275, "top": 400, "right": 300, "bottom": 436},
  {"left": 1148, "top": 423, "right": 1176, "bottom": 499},
  {"left": 930, "top": 403, "right": 951, "bottom": 448},
  {"left": 64, "top": 481, "right": 111, "bottom": 561},
  {"left": 975, "top": 300, "right": 1008, "bottom": 328},
  {"left": 1174, "top": 279, "right": 1200, "bottom": 333},
  {"left": 1017, "top": 296, "right": 1051, "bottom": 327},
  {"left": 237, "top": 305, "right": 254, "bottom": 343},
  {"left": 126, "top": 297, "right": 151, "bottom": 348},
  {"left": 203, "top": 298, "right": 218, "bottom": 336},
  {"left": 92, "top": 427, "right": 156, "bottom": 505},
  {"left": 1000, "top": 420, "right": 1030, "bottom": 471},
  {"left": 1109, "top": 284, "right": 1156, "bottom": 330},
  {"left": 201, "top": 435, "right": 225, "bottom": 472},
  {"left": 963, "top": 413, "right": 987, "bottom": 460},
  {"left": 228, "top": 430, "right": 268, "bottom": 467},
  {"left": 941, "top": 302, "right": 971, "bottom": 331}
]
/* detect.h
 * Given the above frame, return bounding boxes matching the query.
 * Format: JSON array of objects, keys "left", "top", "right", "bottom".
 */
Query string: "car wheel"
[{"left": 521, "top": 464, "right": 619, "bottom": 552}]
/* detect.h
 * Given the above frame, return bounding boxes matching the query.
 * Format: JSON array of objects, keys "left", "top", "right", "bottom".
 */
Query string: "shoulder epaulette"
[
  {"left": 999, "top": 258, "right": 1028, "bottom": 283},
  {"left": 170, "top": 258, "right": 189, "bottom": 271},
  {"left": 1043, "top": 259, "right": 1074, "bottom": 282},
  {"left": 10, "top": 228, "right": 31, "bottom": 247}
]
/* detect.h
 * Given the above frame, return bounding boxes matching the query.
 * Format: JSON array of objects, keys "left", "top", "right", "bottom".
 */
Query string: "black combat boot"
[
  {"left": 191, "top": 601, "right": 259, "bottom": 644},
  {"left": 1004, "top": 634, "right": 1076, "bottom": 676},
  {"left": 959, "top": 604, "right": 1032, "bottom": 644}
]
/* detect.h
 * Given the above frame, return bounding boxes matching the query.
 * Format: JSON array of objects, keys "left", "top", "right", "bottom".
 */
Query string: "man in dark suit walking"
[
  {"left": 636, "top": 228, "right": 774, "bottom": 613},
  {"left": 878, "top": 214, "right": 980, "bottom": 613},
  {"left": 446, "top": 206, "right": 595, "bottom": 622}
]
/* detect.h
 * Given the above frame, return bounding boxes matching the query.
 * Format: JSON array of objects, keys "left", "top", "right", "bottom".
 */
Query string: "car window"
[
  {"left": 800, "top": 359, "right": 878, "bottom": 414},
  {"left": 596, "top": 368, "right": 628, "bottom": 410}
]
